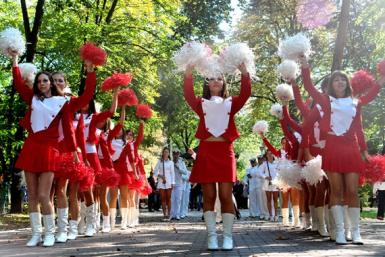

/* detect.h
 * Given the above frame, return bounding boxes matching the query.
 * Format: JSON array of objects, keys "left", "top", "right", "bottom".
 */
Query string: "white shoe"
[
  {"left": 26, "top": 212, "right": 42, "bottom": 247},
  {"left": 293, "top": 206, "right": 301, "bottom": 228},
  {"left": 42, "top": 215, "right": 55, "bottom": 247},
  {"left": 56, "top": 208, "right": 68, "bottom": 243},
  {"left": 309, "top": 205, "right": 318, "bottom": 232},
  {"left": 315, "top": 207, "right": 329, "bottom": 237},
  {"left": 222, "top": 213, "right": 234, "bottom": 251},
  {"left": 204, "top": 211, "right": 218, "bottom": 250},
  {"left": 120, "top": 208, "right": 128, "bottom": 230},
  {"left": 269, "top": 216, "right": 274, "bottom": 221},
  {"left": 328, "top": 208, "right": 336, "bottom": 241},
  {"left": 274, "top": 216, "right": 279, "bottom": 222},
  {"left": 102, "top": 215, "right": 111, "bottom": 233},
  {"left": 348, "top": 207, "right": 363, "bottom": 245},
  {"left": 78, "top": 202, "right": 86, "bottom": 235},
  {"left": 85, "top": 204, "right": 96, "bottom": 237},
  {"left": 281, "top": 208, "right": 289, "bottom": 226},
  {"left": 344, "top": 205, "right": 352, "bottom": 241},
  {"left": 331, "top": 205, "right": 347, "bottom": 245},
  {"left": 67, "top": 220, "right": 78, "bottom": 240},
  {"left": 110, "top": 208, "right": 117, "bottom": 230},
  {"left": 94, "top": 203, "right": 101, "bottom": 232}
]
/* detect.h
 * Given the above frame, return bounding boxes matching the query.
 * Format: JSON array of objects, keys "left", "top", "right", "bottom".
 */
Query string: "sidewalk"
[{"left": 0, "top": 210, "right": 384, "bottom": 257}]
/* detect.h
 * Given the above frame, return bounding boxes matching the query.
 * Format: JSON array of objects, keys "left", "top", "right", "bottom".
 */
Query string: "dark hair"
[
  {"left": 280, "top": 137, "right": 286, "bottom": 144},
  {"left": 320, "top": 75, "right": 330, "bottom": 93},
  {"left": 327, "top": 71, "right": 352, "bottom": 98},
  {"left": 52, "top": 71, "right": 70, "bottom": 95},
  {"left": 202, "top": 75, "right": 229, "bottom": 100},
  {"left": 33, "top": 71, "right": 63, "bottom": 100},
  {"left": 264, "top": 149, "right": 275, "bottom": 160},
  {"left": 85, "top": 99, "right": 96, "bottom": 118},
  {"left": 161, "top": 147, "right": 171, "bottom": 160}
]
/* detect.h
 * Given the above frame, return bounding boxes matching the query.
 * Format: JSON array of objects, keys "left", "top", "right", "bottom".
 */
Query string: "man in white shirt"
[
  {"left": 170, "top": 149, "right": 188, "bottom": 220},
  {"left": 246, "top": 158, "right": 259, "bottom": 218},
  {"left": 180, "top": 168, "right": 191, "bottom": 219}
]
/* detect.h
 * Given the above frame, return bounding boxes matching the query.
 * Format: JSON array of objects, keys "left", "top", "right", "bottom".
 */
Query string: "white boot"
[
  {"left": 331, "top": 205, "right": 347, "bottom": 245},
  {"left": 85, "top": 204, "right": 96, "bottom": 237},
  {"left": 67, "top": 220, "right": 78, "bottom": 240},
  {"left": 293, "top": 206, "right": 300, "bottom": 228},
  {"left": 78, "top": 202, "right": 86, "bottom": 235},
  {"left": 222, "top": 213, "right": 234, "bottom": 251},
  {"left": 56, "top": 208, "right": 68, "bottom": 243},
  {"left": 134, "top": 208, "right": 139, "bottom": 226},
  {"left": 42, "top": 214, "right": 55, "bottom": 247},
  {"left": 348, "top": 207, "right": 363, "bottom": 245},
  {"left": 281, "top": 208, "right": 289, "bottom": 226},
  {"left": 303, "top": 212, "right": 311, "bottom": 230},
  {"left": 94, "top": 203, "right": 100, "bottom": 232},
  {"left": 110, "top": 208, "right": 117, "bottom": 230},
  {"left": 204, "top": 211, "right": 218, "bottom": 250},
  {"left": 309, "top": 205, "right": 318, "bottom": 232},
  {"left": 344, "top": 205, "right": 352, "bottom": 241},
  {"left": 127, "top": 207, "right": 134, "bottom": 228},
  {"left": 26, "top": 212, "right": 42, "bottom": 247},
  {"left": 120, "top": 208, "right": 128, "bottom": 230},
  {"left": 328, "top": 208, "right": 336, "bottom": 241},
  {"left": 315, "top": 207, "right": 329, "bottom": 237},
  {"left": 102, "top": 215, "right": 111, "bottom": 233}
]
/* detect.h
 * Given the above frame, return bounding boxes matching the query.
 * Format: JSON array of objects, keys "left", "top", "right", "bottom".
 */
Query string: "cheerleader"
[
  {"left": 183, "top": 63, "right": 250, "bottom": 251},
  {"left": 10, "top": 52, "right": 77, "bottom": 247},
  {"left": 52, "top": 63, "right": 96, "bottom": 242},
  {"left": 153, "top": 147, "right": 175, "bottom": 221},
  {"left": 299, "top": 56, "right": 385, "bottom": 244},
  {"left": 77, "top": 90, "right": 118, "bottom": 236}
]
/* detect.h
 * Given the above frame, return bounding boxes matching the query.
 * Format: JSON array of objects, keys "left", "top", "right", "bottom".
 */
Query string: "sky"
[{"left": 219, "top": 0, "right": 245, "bottom": 40}]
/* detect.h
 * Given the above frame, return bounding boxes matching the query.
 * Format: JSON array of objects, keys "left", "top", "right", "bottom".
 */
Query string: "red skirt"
[
  {"left": 86, "top": 153, "right": 102, "bottom": 172},
  {"left": 113, "top": 161, "right": 131, "bottom": 186},
  {"left": 16, "top": 134, "right": 59, "bottom": 173},
  {"left": 190, "top": 141, "right": 236, "bottom": 183},
  {"left": 322, "top": 134, "right": 364, "bottom": 173}
]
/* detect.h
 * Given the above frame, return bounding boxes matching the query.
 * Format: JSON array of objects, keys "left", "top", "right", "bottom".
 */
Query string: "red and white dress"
[
  {"left": 12, "top": 67, "right": 76, "bottom": 173},
  {"left": 301, "top": 67, "right": 380, "bottom": 173},
  {"left": 183, "top": 73, "right": 251, "bottom": 183}
]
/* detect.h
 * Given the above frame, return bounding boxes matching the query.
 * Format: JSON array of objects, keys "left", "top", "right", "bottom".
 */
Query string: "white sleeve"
[
  {"left": 180, "top": 160, "right": 188, "bottom": 175},
  {"left": 170, "top": 161, "right": 175, "bottom": 185},
  {"left": 153, "top": 160, "right": 160, "bottom": 178},
  {"left": 258, "top": 163, "right": 267, "bottom": 178}
]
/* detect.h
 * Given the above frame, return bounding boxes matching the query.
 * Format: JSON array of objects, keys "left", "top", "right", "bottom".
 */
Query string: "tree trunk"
[
  {"left": 331, "top": 0, "right": 350, "bottom": 72},
  {"left": 9, "top": 169, "right": 23, "bottom": 213}
]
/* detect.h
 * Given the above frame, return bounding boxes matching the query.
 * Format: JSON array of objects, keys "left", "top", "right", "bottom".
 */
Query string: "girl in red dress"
[{"left": 183, "top": 63, "right": 250, "bottom": 251}]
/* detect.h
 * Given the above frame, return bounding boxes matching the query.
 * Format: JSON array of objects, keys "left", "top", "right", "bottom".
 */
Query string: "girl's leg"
[
  {"left": 38, "top": 172, "right": 56, "bottom": 246},
  {"left": 67, "top": 181, "right": 79, "bottom": 240},
  {"left": 202, "top": 183, "right": 218, "bottom": 250},
  {"left": 24, "top": 172, "right": 42, "bottom": 246}
]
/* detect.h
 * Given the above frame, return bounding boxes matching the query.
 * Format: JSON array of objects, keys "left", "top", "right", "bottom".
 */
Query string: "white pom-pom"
[
  {"left": 63, "top": 87, "right": 72, "bottom": 95},
  {"left": 270, "top": 103, "right": 283, "bottom": 119},
  {"left": 172, "top": 41, "right": 212, "bottom": 72},
  {"left": 253, "top": 120, "right": 269, "bottom": 134},
  {"left": 95, "top": 101, "right": 102, "bottom": 113},
  {"left": 278, "top": 33, "right": 311, "bottom": 60},
  {"left": 196, "top": 54, "right": 223, "bottom": 78},
  {"left": 219, "top": 43, "right": 256, "bottom": 77},
  {"left": 18, "top": 63, "right": 37, "bottom": 80},
  {"left": 277, "top": 60, "right": 299, "bottom": 81},
  {"left": 0, "top": 27, "right": 26, "bottom": 57},
  {"left": 276, "top": 159, "right": 302, "bottom": 189},
  {"left": 276, "top": 83, "right": 294, "bottom": 101},
  {"left": 301, "top": 155, "right": 327, "bottom": 185}
]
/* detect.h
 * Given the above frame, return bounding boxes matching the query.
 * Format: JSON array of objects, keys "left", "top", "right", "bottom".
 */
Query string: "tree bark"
[{"left": 331, "top": 0, "right": 351, "bottom": 72}]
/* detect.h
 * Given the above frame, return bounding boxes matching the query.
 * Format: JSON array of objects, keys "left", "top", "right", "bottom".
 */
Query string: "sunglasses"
[{"left": 205, "top": 77, "right": 223, "bottom": 82}]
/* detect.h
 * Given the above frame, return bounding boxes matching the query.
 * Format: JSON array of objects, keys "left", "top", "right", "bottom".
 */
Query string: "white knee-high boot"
[
  {"left": 343, "top": 205, "right": 352, "bottom": 241},
  {"left": 67, "top": 220, "right": 78, "bottom": 240},
  {"left": 328, "top": 207, "right": 336, "bottom": 241},
  {"left": 85, "top": 204, "right": 96, "bottom": 237},
  {"left": 78, "top": 202, "right": 86, "bottom": 235},
  {"left": 204, "top": 211, "right": 218, "bottom": 250},
  {"left": 26, "top": 212, "right": 42, "bottom": 247},
  {"left": 315, "top": 206, "right": 329, "bottom": 237},
  {"left": 309, "top": 205, "right": 318, "bottom": 232},
  {"left": 102, "top": 215, "right": 111, "bottom": 233},
  {"left": 120, "top": 208, "right": 128, "bottom": 230},
  {"left": 348, "top": 207, "right": 363, "bottom": 245},
  {"left": 281, "top": 208, "right": 289, "bottom": 226},
  {"left": 56, "top": 208, "right": 68, "bottom": 243},
  {"left": 293, "top": 206, "right": 300, "bottom": 228},
  {"left": 110, "top": 208, "right": 117, "bottom": 229},
  {"left": 42, "top": 214, "right": 55, "bottom": 247},
  {"left": 222, "top": 213, "right": 234, "bottom": 251},
  {"left": 331, "top": 205, "right": 347, "bottom": 245},
  {"left": 127, "top": 207, "right": 134, "bottom": 228}
]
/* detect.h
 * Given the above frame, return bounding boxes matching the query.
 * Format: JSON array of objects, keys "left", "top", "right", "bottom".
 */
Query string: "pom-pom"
[
  {"left": 56, "top": 152, "right": 87, "bottom": 182},
  {"left": 270, "top": 103, "right": 283, "bottom": 119},
  {"left": 296, "top": 0, "right": 336, "bottom": 29},
  {"left": 361, "top": 155, "right": 385, "bottom": 184},
  {"left": 196, "top": 54, "right": 223, "bottom": 78},
  {"left": 350, "top": 70, "right": 375, "bottom": 96},
  {"left": 252, "top": 120, "right": 269, "bottom": 134},
  {"left": 276, "top": 159, "right": 302, "bottom": 189},
  {"left": 0, "top": 27, "right": 25, "bottom": 57},
  {"left": 377, "top": 60, "right": 385, "bottom": 76},
  {"left": 18, "top": 63, "right": 37, "bottom": 80},
  {"left": 138, "top": 180, "right": 153, "bottom": 196},
  {"left": 219, "top": 43, "right": 256, "bottom": 77},
  {"left": 277, "top": 60, "right": 299, "bottom": 81},
  {"left": 79, "top": 42, "right": 107, "bottom": 66},
  {"left": 136, "top": 104, "right": 153, "bottom": 119},
  {"left": 118, "top": 88, "right": 138, "bottom": 107},
  {"left": 101, "top": 73, "right": 133, "bottom": 91},
  {"left": 79, "top": 166, "right": 95, "bottom": 192},
  {"left": 278, "top": 33, "right": 311, "bottom": 60},
  {"left": 95, "top": 167, "right": 121, "bottom": 188},
  {"left": 276, "top": 83, "right": 294, "bottom": 102},
  {"left": 301, "top": 155, "right": 327, "bottom": 185},
  {"left": 172, "top": 41, "right": 212, "bottom": 72}
]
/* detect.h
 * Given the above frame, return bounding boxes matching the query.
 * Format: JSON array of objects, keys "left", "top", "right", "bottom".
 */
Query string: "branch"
[{"left": 105, "top": 0, "right": 118, "bottom": 24}]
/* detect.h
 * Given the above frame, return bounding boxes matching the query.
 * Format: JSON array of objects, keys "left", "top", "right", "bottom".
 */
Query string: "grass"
[
  {"left": 0, "top": 213, "right": 29, "bottom": 231},
  {"left": 361, "top": 209, "right": 378, "bottom": 219}
]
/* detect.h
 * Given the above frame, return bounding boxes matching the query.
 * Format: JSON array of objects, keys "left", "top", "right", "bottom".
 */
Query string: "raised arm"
[
  {"left": 183, "top": 66, "right": 201, "bottom": 113},
  {"left": 291, "top": 79, "right": 310, "bottom": 116},
  {"left": 76, "top": 114, "right": 87, "bottom": 159},
  {"left": 359, "top": 81, "right": 381, "bottom": 106},
  {"left": 231, "top": 63, "right": 252, "bottom": 113},
  {"left": 69, "top": 62, "right": 96, "bottom": 112},
  {"left": 261, "top": 136, "right": 280, "bottom": 157},
  {"left": 11, "top": 55, "right": 33, "bottom": 104},
  {"left": 282, "top": 105, "right": 302, "bottom": 134},
  {"left": 134, "top": 120, "right": 144, "bottom": 149}
]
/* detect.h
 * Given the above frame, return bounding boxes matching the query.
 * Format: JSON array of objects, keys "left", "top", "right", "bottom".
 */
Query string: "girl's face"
[
  {"left": 281, "top": 138, "right": 287, "bottom": 148},
  {"left": 162, "top": 149, "right": 169, "bottom": 159},
  {"left": 52, "top": 74, "right": 66, "bottom": 91},
  {"left": 80, "top": 104, "right": 89, "bottom": 113},
  {"left": 37, "top": 74, "right": 51, "bottom": 95},
  {"left": 266, "top": 151, "right": 273, "bottom": 161},
  {"left": 207, "top": 77, "right": 224, "bottom": 96},
  {"left": 332, "top": 75, "right": 348, "bottom": 97},
  {"left": 126, "top": 131, "right": 134, "bottom": 142}
]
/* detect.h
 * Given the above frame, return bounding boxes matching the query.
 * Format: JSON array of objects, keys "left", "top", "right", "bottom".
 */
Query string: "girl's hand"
[
  {"left": 8, "top": 49, "right": 18, "bottom": 66},
  {"left": 362, "top": 150, "right": 370, "bottom": 162},
  {"left": 73, "top": 151, "right": 80, "bottom": 163},
  {"left": 298, "top": 54, "right": 309, "bottom": 69},
  {"left": 238, "top": 62, "right": 248, "bottom": 75},
  {"left": 185, "top": 64, "right": 194, "bottom": 76},
  {"left": 84, "top": 60, "right": 95, "bottom": 73}
]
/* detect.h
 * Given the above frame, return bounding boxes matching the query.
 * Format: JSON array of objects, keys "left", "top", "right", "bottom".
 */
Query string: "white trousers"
[
  {"left": 170, "top": 184, "right": 184, "bottom": 218},
  {"left": 180, "top": 183, "right": 190, "bottom": 217}
]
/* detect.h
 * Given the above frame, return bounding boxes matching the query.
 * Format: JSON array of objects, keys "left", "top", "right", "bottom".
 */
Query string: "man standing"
[
  {"left": 147, "top": 169, "right": 159, "bottom": 212},
  {"left": 246, "top": 158, "right": 259, "bottom": 218},
  {"left": 374, "top": 181, "right": 385, "bottom": 220},
  {"left": 180, "top": 165, "right": 191, "bottom": 219},
  {"left": 170, "top": 149, "right": 188, "bottom": 220}
]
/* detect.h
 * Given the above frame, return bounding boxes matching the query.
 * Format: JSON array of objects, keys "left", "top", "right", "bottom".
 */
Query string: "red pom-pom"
[
  {"left": 95, "top": 167, "right": 121, "bottom": 187},
  {"left": 136, "top": 104, "right": 153, "bottom": 119},
  {"left": 118, "top": 89, "right": 138, "bottom": 107},
  {"left": 79, "top": 166, "right": 95, "bottom": 192},
  {"left": 79, "top": 42, "right": 107, "bottom": 66},
  {"left": 361, "top": 155, "right": 385, "bottom": 184},
  {"left": 138, "top": 180, "right": 153, "bottom": 196},
  {"left": 358, "top": 174, "right": 366, "bottom": 187},
  {"left": 101, "top": 73, "right": 133, "bottom": 92},
  {"left": 377, "top": 60, "right": 385, "bottom": 76},
  {"left": 350, "top": 70, "right": 375, "bottom": 96}
]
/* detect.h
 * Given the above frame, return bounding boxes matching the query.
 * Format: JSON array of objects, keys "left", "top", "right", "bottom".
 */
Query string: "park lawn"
[
  {"left": 0, "top": 213, "right": 29, "bottom": 231},
  {"left": 361, "top": 209, "right": 377, "bottom": 219}
]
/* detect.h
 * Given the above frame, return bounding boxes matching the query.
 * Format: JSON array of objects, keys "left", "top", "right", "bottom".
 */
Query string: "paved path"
[{"left": 1, "top": 210, "right": 384, "bottom": 257}]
